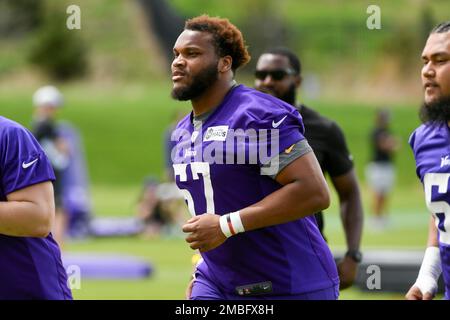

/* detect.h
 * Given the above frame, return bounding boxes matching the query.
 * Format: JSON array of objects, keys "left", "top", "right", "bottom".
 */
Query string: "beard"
[
  {"left": 258, "top": 83, "right": 297, "bottom": 106},
  {"left": 171, "top": 61, "right": 219, "bottom": 101},
  {"left": 278, "top": 83, "right": 297, "bottom": 106},
  {"left": 419, "top": 93, "right": 450, "bottom": 123}
]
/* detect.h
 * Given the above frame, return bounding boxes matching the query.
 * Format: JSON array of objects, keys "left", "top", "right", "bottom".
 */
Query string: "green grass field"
[{"left": 1, "top": 83, "right": 433, "bottom": 299}]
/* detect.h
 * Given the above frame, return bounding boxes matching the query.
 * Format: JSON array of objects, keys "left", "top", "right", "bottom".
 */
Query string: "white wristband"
[
  {"left": 219, "top": 211, "right": 245, "bottom": 238},
  {"left": 230, "top": 211, "right": 245, "bottom": 234},
  {"left": 414, "top": 246, "right": 442, "bottom": 295}
]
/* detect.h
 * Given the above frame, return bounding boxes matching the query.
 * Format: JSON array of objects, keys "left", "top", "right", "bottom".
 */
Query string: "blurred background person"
[
  {"left": 254, "top": 47, "right": 364, "bottom": 290},
  {"left": 136, "top": 176, "right": 185, "bottom": 238},
  {"left": 136, "top": 177, "right": 169, "bottom": 238},
  {"left": 32, "top": 85, "right": 71, "bottom": 246},
  {"left": 365, "top": 109, "right": 400, "bottom": 230}
]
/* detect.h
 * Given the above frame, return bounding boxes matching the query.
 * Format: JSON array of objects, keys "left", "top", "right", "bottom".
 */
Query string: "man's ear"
[{"left": 218, "top": 56, "right": 233, "bottom": 73}]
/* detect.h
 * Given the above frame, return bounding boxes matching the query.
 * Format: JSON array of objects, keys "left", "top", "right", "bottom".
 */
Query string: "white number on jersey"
[
  {"left": 424, "top": 173, "right": 450, "bottom": 245},
  {"left": 173, "top": 162, "right": 215, "bottom": 217}
]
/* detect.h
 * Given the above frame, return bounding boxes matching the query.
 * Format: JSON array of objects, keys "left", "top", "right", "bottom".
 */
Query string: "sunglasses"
[{"left": 254, "top": 69, "right": 297, "bottom": 81}]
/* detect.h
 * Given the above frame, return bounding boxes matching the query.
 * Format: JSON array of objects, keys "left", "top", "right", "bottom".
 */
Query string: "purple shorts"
[{"left": 190, "top": 266, "right": 339, "bottom": 300}]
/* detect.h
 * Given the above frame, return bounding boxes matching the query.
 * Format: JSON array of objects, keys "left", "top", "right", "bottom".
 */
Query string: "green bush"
[
  {"left": 0, "top": 0, "right": 44, "bottom": 38},
  {"left": 29, "top": 5, "right": 88, "bottom": 80}
]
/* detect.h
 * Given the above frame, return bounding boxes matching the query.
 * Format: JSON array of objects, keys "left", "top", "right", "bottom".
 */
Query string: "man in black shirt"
[
  {"left": 365, "top": 109, "right": 398, "bottom": 229},
  {"left": 254, "top": 47, "right": 364, "bottom": 289}
]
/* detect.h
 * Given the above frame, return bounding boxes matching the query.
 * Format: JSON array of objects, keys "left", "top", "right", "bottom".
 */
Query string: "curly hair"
[{"left": 185, "top": 15, "right": 251, "bottom": 71}]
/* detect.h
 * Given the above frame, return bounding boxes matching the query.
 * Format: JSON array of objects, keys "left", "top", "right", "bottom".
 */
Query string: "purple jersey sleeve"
[
  {"left": 241, "top": 92, "right": 306, "bottom": 166},
  {"left": 254, "top": 109, "right": 305, "bottom": 166},
  {"left": 1, "top": 124, "right": 55, "bottom": 196}
]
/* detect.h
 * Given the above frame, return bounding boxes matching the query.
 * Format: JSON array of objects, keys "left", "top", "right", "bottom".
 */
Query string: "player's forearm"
[
  {"left": 340, "top": 192, "right": 363, "bottom": 251},
  {"left": 0, "top": 201, "right": 53, "bottom": 237},
  {"left": 332, "top": 171, "right": 363, "bottom": 251},
  {"left": 239, "top": 177, "right": 330, "bottom": 231}
]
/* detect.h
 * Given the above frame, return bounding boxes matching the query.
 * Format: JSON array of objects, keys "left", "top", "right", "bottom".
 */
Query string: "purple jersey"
[
  {"left": 0, "top": 116, "right": 72, "bottom": 300},
  {"left": 172, "top": 85, "right": 339, "bottom": 296},
  {"left": 409, "top": 122, "right": 450, "bottom": 299}
]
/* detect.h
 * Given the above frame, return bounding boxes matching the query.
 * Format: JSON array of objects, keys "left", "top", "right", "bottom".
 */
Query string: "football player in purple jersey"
[
  {"left": 170, "top": 15, "right": 339, "bottom": 300},
  {"left": 0, "top": 116, "right": 72, "bottom": 299},
  {"left": 407, "top": 21, "right": 450, "bottom": 300}
]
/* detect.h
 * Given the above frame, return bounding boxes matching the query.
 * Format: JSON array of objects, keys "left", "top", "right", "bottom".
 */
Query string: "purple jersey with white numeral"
[
  {"left": 410, "top": 122, "right": 450, "bottom": 299},
  {"left": 0, "top": 116, "right": 72, "bottom": 300},
  {"left": 172, "top": 85, "right": 339, "bottom": 296}
]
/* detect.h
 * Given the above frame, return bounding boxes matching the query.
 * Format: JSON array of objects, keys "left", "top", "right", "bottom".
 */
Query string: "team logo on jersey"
[
  {"left": 22, "top": 158, "right": 38, "bottom": 169},
  {"left": 204, "top": 126, "right": 229, "bottom": 142},
  {"left": 285, "top": 144, "right": 295, "bottom": 154},
  {"left": 272, "top": 115, "right": 287, "bottom": 128},
  {"left": 441, "top": 155, "right": 450, "bottom": 168}
]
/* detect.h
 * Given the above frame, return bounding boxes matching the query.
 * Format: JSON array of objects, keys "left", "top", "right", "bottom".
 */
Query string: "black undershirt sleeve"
[{"left": 323, "top": 122, "right": 353, "bottom": 177}]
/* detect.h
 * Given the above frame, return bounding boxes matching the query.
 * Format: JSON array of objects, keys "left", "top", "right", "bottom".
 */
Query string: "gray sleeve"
[{"left": 260, "top": 139, "right": 313, "bottom": 179}]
